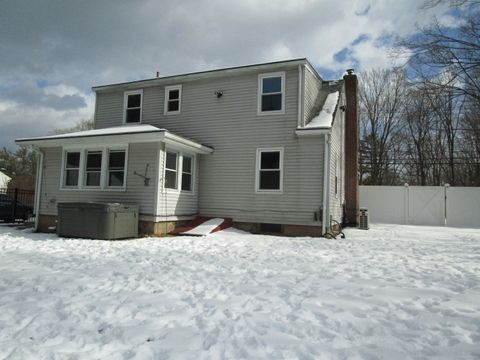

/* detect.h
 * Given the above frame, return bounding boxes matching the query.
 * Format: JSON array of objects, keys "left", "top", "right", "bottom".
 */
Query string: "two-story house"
[{"left": 16, "top": 58, "right": 359, "bottom": 237}]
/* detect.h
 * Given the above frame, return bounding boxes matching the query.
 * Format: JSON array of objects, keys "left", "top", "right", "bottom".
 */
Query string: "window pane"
[
  {"left": 261, "top": 152, "right": 280, "bottom": 169},
  {"left": 261, "top": 94, "right": 282, "bottom": 111},
  {"left": 259, "top": 170, "right": 280, "bottom": 190},
  {"left": 262, "top": 77, "right": 281, "bottom": 93},
  {"left": 168, "top": 100, "right": 179, "bottom": 112},
  {"left": 165, "top": 169, "right": 177, "bottom": 189},
  {"left": 127, "top": 94, "right": 141, "bottom": 108},
  {"left": 66, "top": 152, "right": 80, "bottom": 167},
  {"left": 166, "top": 152, "right": 177, "bottom": 170},
  {"left": 126, "top": 108, "right": 141, "bottom": 123},
  {"left": 86, "top": 172, "right": 101, "bottom": 186},
  {"left": 109, "top": 171, "right": 124, "bottom": 187},
  {"left": 169, "top": 89, "right": 179, "bottom": 100},
  {"left": 109, "top": 151, "right": 125, "bottom": 169},
  {"left": 181, "top": 174, "right": 192, "bottom": 191},
  {"left": 86, "top": 152, "right": 102, "bottom": 170},
  {"left": 65, "top": 169, "right": 79, "bottom": 186},
  {"left": 183, "top": 156, "right": 192, "bottom": 173}
]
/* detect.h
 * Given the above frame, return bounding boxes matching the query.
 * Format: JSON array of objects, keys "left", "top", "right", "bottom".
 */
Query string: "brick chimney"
[{"left": 343, "top": 69, "right": 359, "bottom": 226}]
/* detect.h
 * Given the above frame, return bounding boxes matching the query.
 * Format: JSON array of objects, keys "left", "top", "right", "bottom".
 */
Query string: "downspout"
[
  {"left": 297, "top": 64, "right": 304, "bottom": 128},
  {"left": 32, "top": 147, "right": 44, "bottom": 231},
  {"left": 322, "top": 133, "right": 331, "bottom": 235}
]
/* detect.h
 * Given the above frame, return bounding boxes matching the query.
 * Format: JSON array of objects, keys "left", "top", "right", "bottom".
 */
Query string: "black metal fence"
[{"left": 0, "top": 188, "right": 35, "bottom": 223}]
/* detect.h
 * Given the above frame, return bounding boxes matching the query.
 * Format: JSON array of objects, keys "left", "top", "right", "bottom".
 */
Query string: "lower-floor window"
[
  {"left": 164, "top": 151, "right": 178, "bottom": 189},
  {"left": 181, "top": 155, "right": 193, "bottom": 191},
  {"left": 85, "top": 151, "right": 102, "bottom": 187},
  {"left": 108, "top": 150, "right": 126, "bottom": 187},
  {"left": 256, "top": 148, "right": 284, "bottom": 192},
  {"left": 64, "top": 151, "right": 80, "bottom": 187},
  {"left": 61, "top": 147, "right": 127, "bottom": 190},
  {"left": 164, "top": 150, "right": 194, "bottom": 192}
]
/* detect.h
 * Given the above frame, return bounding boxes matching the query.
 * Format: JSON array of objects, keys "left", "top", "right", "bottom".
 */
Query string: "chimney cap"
[{"left": 346, "top": 69, "right": 355, "bottom": 75}]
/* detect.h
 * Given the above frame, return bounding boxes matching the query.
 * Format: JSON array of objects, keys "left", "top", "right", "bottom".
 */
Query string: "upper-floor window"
[
  {"left": 164, "top": 85, "right": 182, "bottom": 115},
  {"left": 258, "top": 72, "right": 285, "bottom": 115},
  {"left": 124, "top": 90, "right": 143, "bottom": 123},
  {"left": 255, "top": 148, "right": 284, "bottom": 192}
]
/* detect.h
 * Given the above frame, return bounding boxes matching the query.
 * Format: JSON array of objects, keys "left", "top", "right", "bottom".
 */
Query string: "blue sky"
[{"left": 0, "top": 0, "right": 464, "bottom": 150}]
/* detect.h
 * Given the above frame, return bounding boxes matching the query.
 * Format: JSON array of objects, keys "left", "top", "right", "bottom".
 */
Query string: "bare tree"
[
  {"left": 399, "top": 4, "right": 480, "bottom": 102},
  {"left": 359, "top": 68, "right": 406, "bottom": 185},
  {"left": 52, "top": 118, "right": 94, "bottom": 135}
]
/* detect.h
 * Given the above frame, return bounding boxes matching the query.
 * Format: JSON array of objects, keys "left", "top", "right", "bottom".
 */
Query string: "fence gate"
[
  {"left": 0, "top": 188, "right": 35, "bottom": 223},
  {"left": 359, "top": 185, "right": 480, "bottom": 228}
]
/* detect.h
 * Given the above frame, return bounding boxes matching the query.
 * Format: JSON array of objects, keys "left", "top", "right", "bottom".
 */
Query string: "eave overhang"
[{"left": 15, "top": 125, "right": 214, "bottom": 154}]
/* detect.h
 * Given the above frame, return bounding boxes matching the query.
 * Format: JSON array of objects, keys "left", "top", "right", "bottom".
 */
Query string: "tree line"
[
  {"left": 0, "top": 119, "right": 94, "bottom": 190},
  {"left": 359, "top": 0, "right": 480, "bottom": 186}
]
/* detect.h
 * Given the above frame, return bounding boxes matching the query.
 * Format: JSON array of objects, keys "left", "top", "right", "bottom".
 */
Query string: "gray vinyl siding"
[
  {"left": 303, "top": 69, "right": 323, "bottom": 126},
  {"left": 94, "top": 92, "right": 124, "bottom": 129},
  {"left": 94, "top": 65, "right": 326, "bottom": 226},
  {"left": 329, "top": 89, "right": 346, "bottom": 224},
  {"left": 39, "top": 143, "right": 159, "bottom": 220}
]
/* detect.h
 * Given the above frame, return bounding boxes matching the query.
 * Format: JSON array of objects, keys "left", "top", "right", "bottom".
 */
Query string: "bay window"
[{"left": 61, "top": 147, "right": 127, "bottom": 190}]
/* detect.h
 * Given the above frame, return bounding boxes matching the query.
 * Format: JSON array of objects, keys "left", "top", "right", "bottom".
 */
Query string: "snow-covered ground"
[{"left": 0, "top": 224, "right": 479, "bottom": 359}]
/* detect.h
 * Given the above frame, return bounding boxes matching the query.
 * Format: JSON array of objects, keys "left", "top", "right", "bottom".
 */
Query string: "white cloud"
[{"left": 0, "top": 0, "right": 463, "bottom": 149}]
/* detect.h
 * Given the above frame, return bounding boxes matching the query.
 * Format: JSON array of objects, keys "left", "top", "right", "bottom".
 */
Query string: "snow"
[
  {"left": 180, "top": 218, "right": 225, "bottom": 236},
  {"left": 16, "top": 124, "right": 165, "bottom": 141},
  {"left": 304, "top": 91, "right": 340, "bottom": 129},
  {"left": 1, "top": 224, "right": 479, "bottom": 359}
]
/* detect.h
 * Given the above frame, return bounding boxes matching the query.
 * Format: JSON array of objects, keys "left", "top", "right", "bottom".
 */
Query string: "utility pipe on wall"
[
  {"left": 322, "top": 133, "right": 331, "bottom": 235},
  {"left": 33, "top": 147, "right": 44, "bottom": 231}
]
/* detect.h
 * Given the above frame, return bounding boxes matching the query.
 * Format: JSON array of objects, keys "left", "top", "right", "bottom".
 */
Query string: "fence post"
[
  {"left": 12, "top": 188, "right": 18, "bottom": 222},
  {"left": 444, "top": 183, "right": 449, "bottom": 227},
  {"left": 404, "top": 183, "right": 409, "bottom": 225}
]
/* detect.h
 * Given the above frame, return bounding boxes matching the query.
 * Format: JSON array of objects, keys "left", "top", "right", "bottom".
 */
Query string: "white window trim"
[
  {"left": 60, "top": 145, "right": 128, "bottom": 192},
  {"left": 180, "top": 154, "right": 194, "bottom": 193},
  {"left": 163, "top": 149, "right": 195, "bottom": 194},
  {"left": 61, "top": 149, "right": 83, "bottom": 189},
  {"left": 106, "top": 148, "right": 128, "bottom": 189},
  {"left": 123, "top": 89, "right": 143, "bottom": 124},
  {"left": 164, "top": 150, "right": 179, "bottom": 191},
  {"left": 83, "top": 148, "right": 104, "bottom": 189},
  {"left": 257, "top": 72, "right": 285, "bottom": 116},
  {"left": 255, "top": 147, "right": 284, "bottom": 193},
  {"left": 164, "top": 85, "right": 182, "bottom": 115}
]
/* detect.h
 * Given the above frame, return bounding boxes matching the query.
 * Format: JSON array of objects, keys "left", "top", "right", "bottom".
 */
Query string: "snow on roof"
[
  {"left": 16, "top": 124, "right": 165, "bottom": 142},
  {"left": 304, "top": 91, "right": 339, "bottom": 129}
]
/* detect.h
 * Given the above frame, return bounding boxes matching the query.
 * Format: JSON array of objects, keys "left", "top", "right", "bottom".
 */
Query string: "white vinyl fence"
[{"left": 360, "top": 185, "right": 480, "bottom": 228}]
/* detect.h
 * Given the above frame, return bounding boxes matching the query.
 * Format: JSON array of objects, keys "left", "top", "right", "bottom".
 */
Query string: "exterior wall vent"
[{"left": 359, "top": 207, "right": 369, "bottom": 230}]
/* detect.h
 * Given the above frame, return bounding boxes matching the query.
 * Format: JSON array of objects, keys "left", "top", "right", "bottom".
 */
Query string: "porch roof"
[{"left": 15, "top": 124, "right": 214, "bottom": 154}]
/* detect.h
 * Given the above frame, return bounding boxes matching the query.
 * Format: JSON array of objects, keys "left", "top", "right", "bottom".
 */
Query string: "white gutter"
[
  {"left": 295, "top": 128, "right": 331, "bottom": 136},
  {"left": 163, "top": 132, "right": 214, "bottom": 154},
  {"left": 322, "top": 133, "right": 331, "bottom": 235},
  {"left": 93, "top": 59, "right": 308, "bottom": 92},
  {"left": 33, "top": 147, "right": 44, "bottom": 231}
]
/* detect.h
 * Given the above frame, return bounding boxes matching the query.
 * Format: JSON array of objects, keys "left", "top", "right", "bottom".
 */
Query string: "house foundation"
[{"left": 38, "top": 215, "right": 327, "bottom": 238}]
